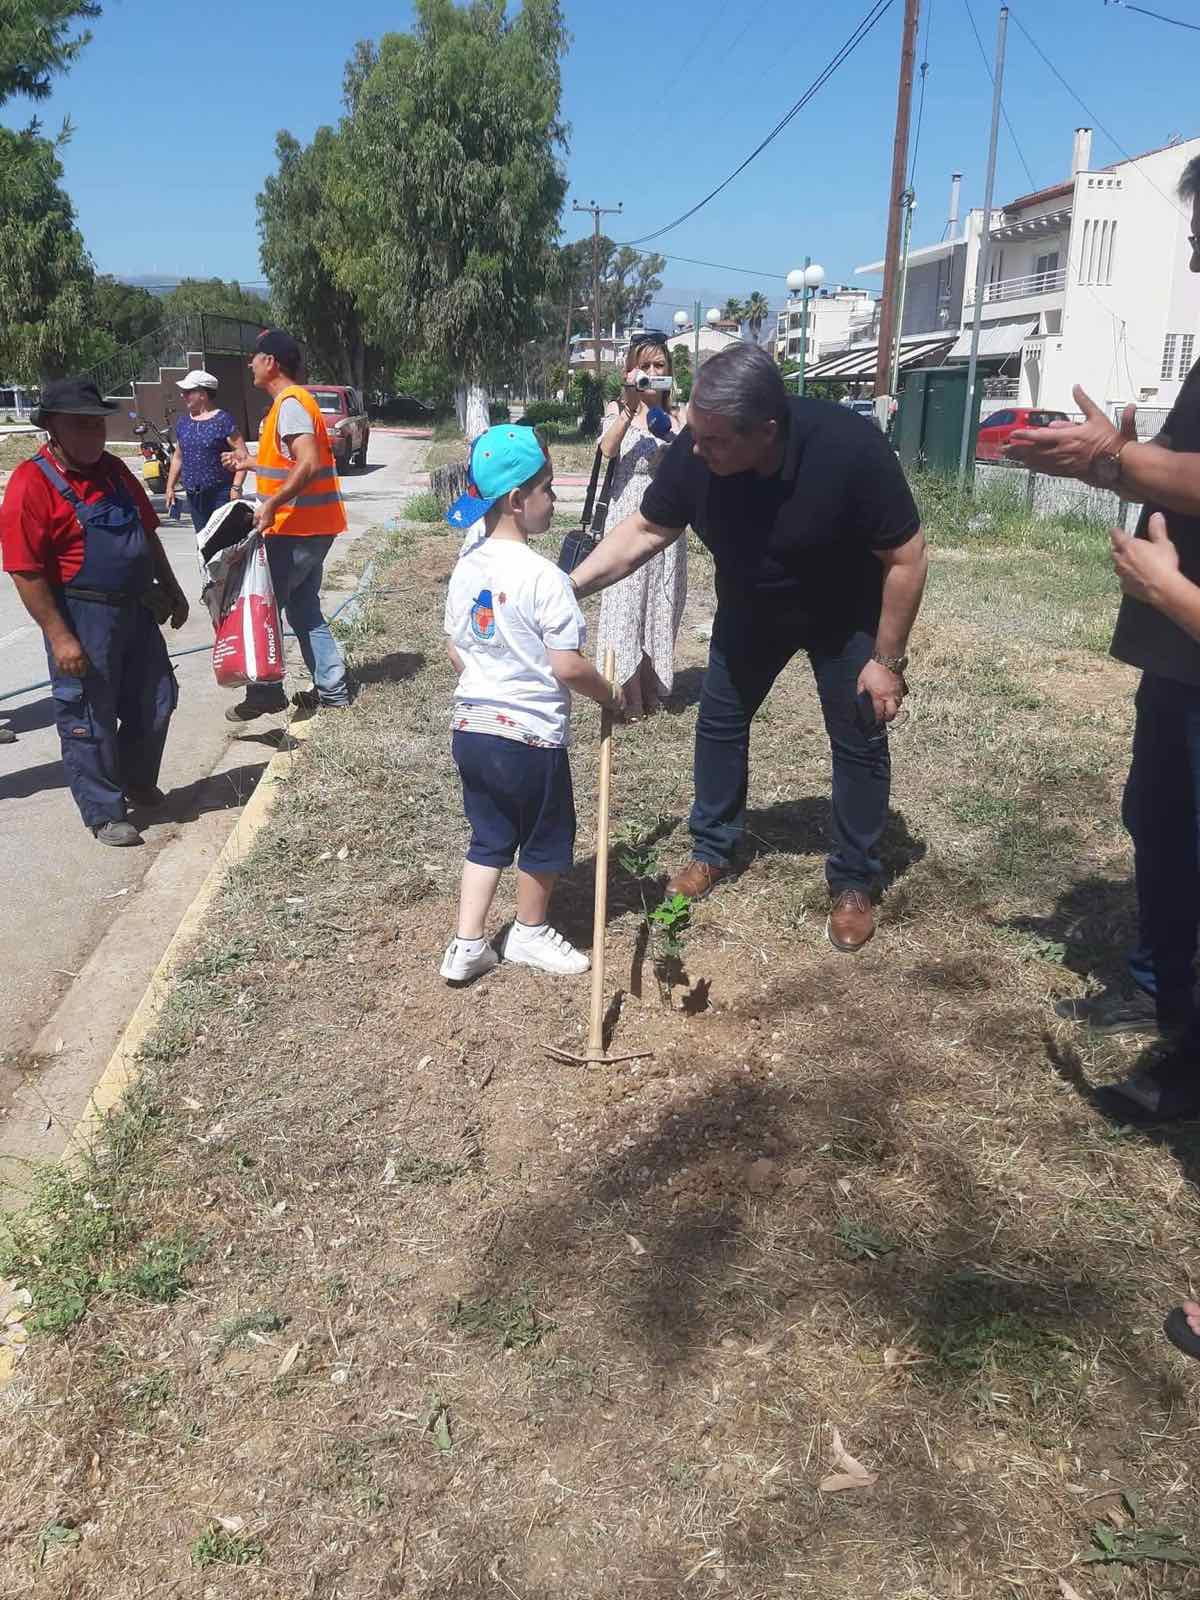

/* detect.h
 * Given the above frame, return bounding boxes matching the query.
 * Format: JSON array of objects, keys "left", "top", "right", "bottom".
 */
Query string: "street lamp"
[
  {"left": 786, "top": 259, "right": 825, "bottom": 397},
  {"left": 673, "top": 304, "right": 725, "bottom": 382}
]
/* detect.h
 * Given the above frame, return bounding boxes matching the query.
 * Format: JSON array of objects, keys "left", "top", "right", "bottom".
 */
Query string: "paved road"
[{"left": 0, "top": 431, "right": 423, "bottom": 1087}]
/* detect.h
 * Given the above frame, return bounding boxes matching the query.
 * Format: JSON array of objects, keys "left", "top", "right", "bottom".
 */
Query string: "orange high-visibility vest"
[{"left": 255, "top": 384, "right": 347, "bottom": 537}]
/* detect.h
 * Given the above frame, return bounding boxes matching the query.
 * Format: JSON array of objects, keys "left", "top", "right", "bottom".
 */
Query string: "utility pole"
[
  {"left": 573, "top": 199, "right": 622, "bottom": 381},
  {"left": 874, "top": 0, "right": 921, "bottom": 400},
  {"left": 957, "top": 6, "right": 1008, "bottom": 486}
]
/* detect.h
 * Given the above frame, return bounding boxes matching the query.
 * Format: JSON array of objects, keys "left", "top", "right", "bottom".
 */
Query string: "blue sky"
[{"left": 4, "top": 0, "right": 1197, "bottom": 321}]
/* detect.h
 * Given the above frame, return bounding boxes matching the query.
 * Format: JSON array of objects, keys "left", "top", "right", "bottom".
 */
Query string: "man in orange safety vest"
[{"left": 222, "top": 328, "right": 350, "bottom": 720}]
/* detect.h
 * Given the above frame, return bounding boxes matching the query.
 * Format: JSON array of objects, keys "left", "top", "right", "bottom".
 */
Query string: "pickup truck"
[{"left": 305, "top": 384, "right": 370, "bottom": 470}]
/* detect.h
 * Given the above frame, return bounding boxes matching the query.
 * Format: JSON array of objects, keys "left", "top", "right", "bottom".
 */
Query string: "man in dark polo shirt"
[
  {"left": 1006, "top": 152, "right": 1200, "bottom": 1120},
  {"left": 571, "top": 343, "right": 927, "bottom": 952}
]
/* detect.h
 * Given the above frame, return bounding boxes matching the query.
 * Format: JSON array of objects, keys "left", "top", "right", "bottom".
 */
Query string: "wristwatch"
[
  {"left": 871, "top": 650, "right": 909, "bottom": 675},
  {"left": 1091, "top": 440, "right": 1129, "bottom": 488}
]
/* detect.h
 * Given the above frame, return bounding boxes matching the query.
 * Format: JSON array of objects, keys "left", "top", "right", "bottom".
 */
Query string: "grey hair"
[
  {"left": 690, "top": 343, "right": 789, "bottom": 434},
  {"left": 1179, "top": 154, "right": 1200, "bottom": 201}
]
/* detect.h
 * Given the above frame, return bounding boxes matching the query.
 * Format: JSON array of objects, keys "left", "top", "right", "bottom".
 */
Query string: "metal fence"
[{"left": 85, "top": 313, "right": 267, "bottom": 401}]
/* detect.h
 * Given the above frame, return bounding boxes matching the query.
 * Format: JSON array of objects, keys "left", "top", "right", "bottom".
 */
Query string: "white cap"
[{"left": 177, "top": 369, "right": 219, "bottom": 392}]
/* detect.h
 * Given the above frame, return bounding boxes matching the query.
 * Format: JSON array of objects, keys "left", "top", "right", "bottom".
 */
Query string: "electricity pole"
[
  {"left": 957, "top": 6, "right": 1008, "bottom": 486},
  {"left": 573, "top": 199, "right": 622, "bottom": 380},
  {"left": 874, "top": 0, "right": 921, "bottom": 400}
]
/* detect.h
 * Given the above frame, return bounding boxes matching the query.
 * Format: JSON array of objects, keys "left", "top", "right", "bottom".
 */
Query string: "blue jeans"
[
  {"left": 186, "top": 482, "right": 231, "bottom": 533},
  {"left": 689, "top": 615, "right": 890, "bottom": 892},
  {"left": 1123, "top": 672, "right": 1200, "bottom": 1029},
  {"left": 244, "top": 534, "right": 348, "bottom": 708}
]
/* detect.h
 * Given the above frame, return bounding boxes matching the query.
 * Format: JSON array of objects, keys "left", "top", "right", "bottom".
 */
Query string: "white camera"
[{"left": 632, "top": 373, "right": 672, "bottom": 393}]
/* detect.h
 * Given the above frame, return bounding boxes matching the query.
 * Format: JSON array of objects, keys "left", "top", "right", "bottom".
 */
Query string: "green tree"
[
  {"left": 92, "top": 274, "right": 163, "bottom": 348},
  {"left": 258, "top": 128, "right": 369, "bottom": 387},
  {"left": 0, "top": 0, "right": 100, "bottom": 105},
  {"left": 160, "top": 277, "right": 269, "bottom": 323},
  {"left": 744, "top": 290, "right": 771, "bottom": 345},
  {"left": 0, "top": 124, "right": 94, "bottom": 380},
  {"left": 558, "top": 238, "right": 665, "bottom": 342},
  {"left": 340, "top": 0, "right": 568, "bottom": 439},
  {"left": 721, "top": 297, "right": 747, "bottom": 328},
  {"left": 671, "top": 341, "right": 693, "bottom": 401}
]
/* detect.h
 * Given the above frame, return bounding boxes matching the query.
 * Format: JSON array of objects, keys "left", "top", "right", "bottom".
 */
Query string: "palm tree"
[
  {"left": 722, "top": 296, "right": 747, "bottom": 329},
  {"left": 745, "top": 291, "right": 771, "bottom": 346}
]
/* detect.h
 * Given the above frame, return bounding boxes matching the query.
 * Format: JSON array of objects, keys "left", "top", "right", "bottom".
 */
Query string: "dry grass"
[
  {"left": 4, "top": 488, "right": 1200, "bottom": 1598},
  {"left": 426, "top": 419, "right": 599, "bottom": 477},
  {"left": 0, "top": 433, "right": 42, "bottom": 472}
]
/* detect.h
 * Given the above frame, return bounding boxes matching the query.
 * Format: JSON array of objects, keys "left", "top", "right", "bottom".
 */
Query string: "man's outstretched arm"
[{"left": 570, "top": 511, "right": 683, "bottom": 599}]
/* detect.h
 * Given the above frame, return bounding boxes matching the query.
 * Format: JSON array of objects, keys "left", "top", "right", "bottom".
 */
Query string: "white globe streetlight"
[
  {"left": 705, "top": 306, "right": 722, "bottom": 326},
  {"left": 786, "top": 258, "right": 826, "bottom": 396},
  {"left": 672, "top": 309, "right": 689, "bottom": 330}
]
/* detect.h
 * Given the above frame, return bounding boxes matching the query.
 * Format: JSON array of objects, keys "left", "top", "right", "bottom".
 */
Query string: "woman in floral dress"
[{"left": 594, "top": 337, "right": 688, "bottom": 717}]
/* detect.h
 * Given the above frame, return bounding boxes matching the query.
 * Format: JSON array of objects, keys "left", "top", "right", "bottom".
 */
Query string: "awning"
[
  {"left": 947, "top": 317, "right": 1038, "bottom": 360},
  {"left": 804, "top": 334, "right": 956, "bottom": 381}
]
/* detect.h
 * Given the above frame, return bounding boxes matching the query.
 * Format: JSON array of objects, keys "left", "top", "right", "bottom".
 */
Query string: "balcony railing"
[{"left": 965, "top": 267, "right": 1067, "bottom": 306}]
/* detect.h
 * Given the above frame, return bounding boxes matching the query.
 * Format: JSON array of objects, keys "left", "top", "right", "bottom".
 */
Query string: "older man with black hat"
[
  {"left": 0, "top": 378, "right": 189, "bottom": 845},
  {"left": 221, "top": 328, "right": 350, "bottom": 719}
]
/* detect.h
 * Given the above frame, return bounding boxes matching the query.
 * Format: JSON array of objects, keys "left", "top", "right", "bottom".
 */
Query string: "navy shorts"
[{"left": 452, "top": 730, "right": 576, "bottom": 874}]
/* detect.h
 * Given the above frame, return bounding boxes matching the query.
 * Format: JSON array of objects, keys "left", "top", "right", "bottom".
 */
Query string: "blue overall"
[{"left": 33, "top": 454, "right": 178, "bottom": 830}]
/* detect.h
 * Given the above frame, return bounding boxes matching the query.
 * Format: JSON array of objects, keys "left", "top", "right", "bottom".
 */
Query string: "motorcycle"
[{"left": 130, "top": 412, "right": 175, "bottom": 501}]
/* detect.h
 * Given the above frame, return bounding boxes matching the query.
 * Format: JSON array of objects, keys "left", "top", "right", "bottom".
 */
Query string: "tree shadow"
[
  {"left": 141, "top": 761, "right": 272, "bottom": 826},
  {"left": 0, "top": 695, "right": 55, "bottom": 737},
  {"left": 351, "top": 651, "right": 427, "bottom": 689},
  {"left": 662, "top": 666, "right": 705, "bottom": 713},
  {"left": 0, "top": 758, "right": 68, "bottom": 804},
  {"left": 1002, "top": 873, "right": 1136, "bottom": 993}
]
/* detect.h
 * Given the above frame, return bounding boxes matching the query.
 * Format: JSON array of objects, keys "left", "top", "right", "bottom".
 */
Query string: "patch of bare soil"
[{"left": 3, "top": 521, "right": 1200, "bottom": 1599}]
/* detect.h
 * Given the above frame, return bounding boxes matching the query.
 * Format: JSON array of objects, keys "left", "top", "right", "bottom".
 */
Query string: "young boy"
[{"left": 440, "top": 425, "right": 624, "bottom": 984}]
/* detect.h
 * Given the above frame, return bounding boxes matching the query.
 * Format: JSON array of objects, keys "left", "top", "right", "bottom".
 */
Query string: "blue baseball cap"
[{"left": 445, "top": 425, "right": 549, "bottom": 529}]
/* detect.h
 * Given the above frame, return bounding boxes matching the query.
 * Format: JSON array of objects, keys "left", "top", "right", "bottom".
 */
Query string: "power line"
[
  {"left": 619, "top": 0, "right": 897, "bottom": 247},
  {"left": 1008, "top": 7, "right": 1185, "bottom": 213},
  {"left": 962, "top": 0, "right": 1037, "bottom": 192},
  {"left": 1106, "top": 0, "right": 1200, "bottom": 32}
]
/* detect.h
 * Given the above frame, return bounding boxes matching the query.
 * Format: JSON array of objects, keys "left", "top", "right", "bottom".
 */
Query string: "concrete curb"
[{"left": 62, "top": 714, "right": 314, "bottom": 1172}]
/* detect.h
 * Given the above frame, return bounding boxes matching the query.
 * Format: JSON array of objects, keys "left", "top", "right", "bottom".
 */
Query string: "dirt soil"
[{"left": 4, "top": 502, "right": 1200, "bottom": 1599}]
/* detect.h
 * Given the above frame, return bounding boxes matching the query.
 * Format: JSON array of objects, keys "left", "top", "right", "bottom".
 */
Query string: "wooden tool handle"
[{"left": 587, "top": 648, "right": 616, "bottom": 1058}]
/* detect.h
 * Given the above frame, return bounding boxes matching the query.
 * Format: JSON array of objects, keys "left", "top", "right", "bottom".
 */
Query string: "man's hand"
[
  {"left": 1111, "top": 512, "right": 1180, "bottom": 606},
  {"left": 857, "top": 657, "right": 906, "bottom": 725},
  {"left": 253, "top": 499, "right": 276, "bottom": 534},
  {"left": 51, "top": 634, "right": 89, "bottom": 677},
  {"left": 169, "top": 593, "right": 189, "bottom": 630},
  {"left": 1003, "top": 384, "right": 1135, "bottom": 480},
  {"left": 164, "top": 487, "right": 176, "bottom": 514},
  {"left": 222, "top": 446, "right": 251, "bottom": 472},
  {"left": 608, "top": 684, "right": 628, "bottom": 724}
]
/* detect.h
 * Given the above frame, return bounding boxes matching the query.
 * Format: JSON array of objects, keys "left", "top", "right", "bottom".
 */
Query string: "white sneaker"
[
  {"left": 501, "top": 922, "right": 590, "bottom": 976},
  {"left": 439, "top": 938, "right": 499, "bottom": 984}
]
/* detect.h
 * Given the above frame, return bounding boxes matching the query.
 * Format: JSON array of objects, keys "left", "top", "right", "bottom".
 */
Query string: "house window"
[
  {"left": 1103, "top": 221, "right": 1117, "bottom": 284},
  {"left": 1087, "top": 222, "right": 1102, "bottom": 284},
  {"left": 1033, "top": 250, "right": 1059, "bottom": 291},
  {"left": 1078, "top": 221, "right": 1091, "bottom": 283},
  {"left": 1162, "top": 333, "right": 1179, "bottom": 380},
  {"left": 1181, "top": 333, "right": 1196, "bottom": 377}
]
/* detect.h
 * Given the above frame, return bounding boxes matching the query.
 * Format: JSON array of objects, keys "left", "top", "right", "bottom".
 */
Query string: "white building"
[
  {"left": 773, "top": 285, "right": 877, "bottom": 366},
  {"left": 850, "top": 132, "right": 1200, "bottom": 413},
  {"left": 665, "top": 320, "right": 743, "bottom": 364}
]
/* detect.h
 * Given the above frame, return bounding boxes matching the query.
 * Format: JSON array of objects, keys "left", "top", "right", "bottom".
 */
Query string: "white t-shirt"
[{"left": 444, "top": 537, "right": 586, "bottom": 747}]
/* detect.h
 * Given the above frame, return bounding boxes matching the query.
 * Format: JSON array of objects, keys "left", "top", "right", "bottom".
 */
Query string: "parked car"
[
  {"left": 306, "top": 384, "right": 370, "bottom": 470},
  {"left": 843, "top": 397, "right": 883, "bottom": 429},
  {"left": 975, "top": 406, "right": 1069, "bottom": 462}
]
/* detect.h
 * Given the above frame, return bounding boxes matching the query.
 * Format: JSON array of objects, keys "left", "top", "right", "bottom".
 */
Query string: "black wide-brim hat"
[{"left": 32, "top": 377, "right": 119, "bottom": 427}]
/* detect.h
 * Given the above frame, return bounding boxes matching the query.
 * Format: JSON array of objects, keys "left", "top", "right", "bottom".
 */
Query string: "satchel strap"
[{"left": 579, "top": 446, "right": 619, "bottom": 536}]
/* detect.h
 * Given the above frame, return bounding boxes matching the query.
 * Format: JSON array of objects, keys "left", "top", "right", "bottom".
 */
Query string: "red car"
[
  {"left": 305, "top": 384, "right": 370, "bottom": 470},
  {"left": 975, "top": 405, "right": 1069, "bottom": 462}
]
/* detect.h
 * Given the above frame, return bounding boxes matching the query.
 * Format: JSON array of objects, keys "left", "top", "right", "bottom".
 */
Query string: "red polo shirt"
[{"left": 0, "top": 447, "right": 159, "bottom": 585}]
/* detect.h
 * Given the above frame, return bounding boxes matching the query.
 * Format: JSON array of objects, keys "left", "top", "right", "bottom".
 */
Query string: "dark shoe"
[
  {"left": 125, "top": 785, "right": 166, "bottom": 808},
  {"left": 93, "top": 820, "right": 142, "bottom": 847},
  {"left": 1164, "top": 1304, "right": 1200, "bottom": 1361},
  {"left": 292, "top": 688, "right": 350, "bottom": 712},
  {"left": 226, "top": 693, "right": 288, "bottom": 723},
  {"left": 665, "top": 860, "right": 732, "bottom": 900},
  {"left": 1093, "top": 1059, "right": 1200, "bottom": 1124},
  {"left": 1054, "top": 985, "right": 1166, "bottom": 1038},
  {"left": 827, "top": 889, "right": 875, "bottom": 953},
  {"left": 0, "top": 727, "right": 14, "bottom": 744}
]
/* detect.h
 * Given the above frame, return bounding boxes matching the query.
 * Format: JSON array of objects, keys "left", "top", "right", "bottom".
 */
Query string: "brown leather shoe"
[
  {"left": 665, "top": 860, "right": 733, "bottom": 900},
  {"left": 827, "top": 889, "right": 875, "bottom": 953}
]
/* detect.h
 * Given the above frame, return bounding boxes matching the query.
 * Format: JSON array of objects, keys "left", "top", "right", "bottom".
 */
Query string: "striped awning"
[{"left": 803, "top": 335, "right": 956, "bottom": 381}]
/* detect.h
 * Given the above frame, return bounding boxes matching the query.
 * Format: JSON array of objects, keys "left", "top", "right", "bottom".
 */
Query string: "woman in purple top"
[{"left": 165, "top": 369, "right": 248, "bottom": 532}]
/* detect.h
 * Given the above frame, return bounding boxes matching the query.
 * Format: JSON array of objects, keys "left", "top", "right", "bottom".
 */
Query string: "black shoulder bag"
[{"left": 557, "top": 445, "right": 618, "bottom": 574}]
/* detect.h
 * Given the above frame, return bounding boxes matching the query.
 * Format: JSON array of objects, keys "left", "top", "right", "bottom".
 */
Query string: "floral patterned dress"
[{"left": 594, "top": 412, "right": 687, "bottom": 695}]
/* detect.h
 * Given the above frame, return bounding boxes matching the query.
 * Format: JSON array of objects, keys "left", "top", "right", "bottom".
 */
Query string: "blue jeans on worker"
[
  {"left": 242, "top": 534, "right": 349, "bottom": 709},
  {"left": 1122, "top": 672, "right": 1200, "bottom": 1031},
  {"left": 186, "top": 481, "right": 231, "bottom": 533},
  {"left": 689, "top": 615, "right": 890, "bottom": 893},
  {"left": 47, "top": 597, "right": 177, "bottom": 829}
]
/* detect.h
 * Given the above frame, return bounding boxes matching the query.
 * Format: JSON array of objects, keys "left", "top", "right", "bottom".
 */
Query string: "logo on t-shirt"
[{"left": 469, "top": 589, "right": 496, "bottom": 642}]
